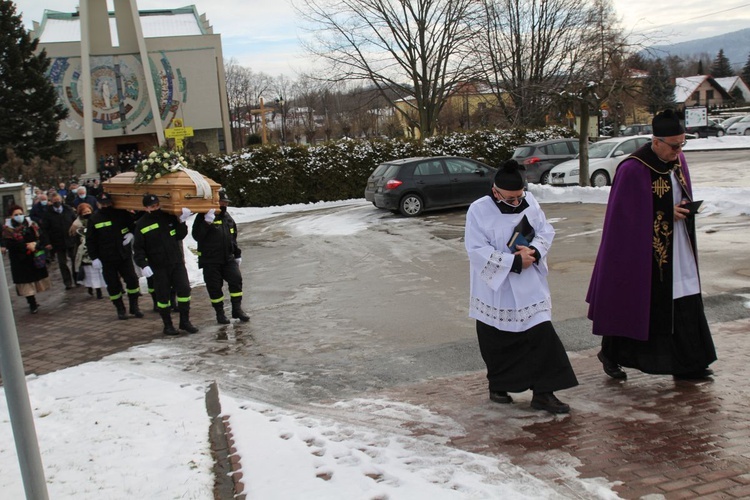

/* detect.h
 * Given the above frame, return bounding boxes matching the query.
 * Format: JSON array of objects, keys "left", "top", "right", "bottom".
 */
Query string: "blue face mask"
[
  {"left": 41, "top": 200, "right": 48, "bottom": 206},
  {"left": 79, "top": 194, "right": 86, "bottom": 199},
  {"left": 12, "top": 215, "right": 24, "bottom": 224}
]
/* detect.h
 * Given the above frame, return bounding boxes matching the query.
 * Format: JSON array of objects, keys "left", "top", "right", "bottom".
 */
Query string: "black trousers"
[
  {"left": 51, "top": 247, "right": 76, "bottom": 287},
  {"left": 102, "top": 258, "right": 140, "bottom": 301},
  {"left": 203, "top": 260, "right": 243, "bottom": 304},
  {"left": 152, "top": 263, "right": 191, "bottom": 310}
]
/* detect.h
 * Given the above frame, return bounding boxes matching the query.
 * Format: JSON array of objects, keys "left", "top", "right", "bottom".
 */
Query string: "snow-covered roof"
[
  {"left": 35, "top": 7, "right": 207, "bottom": 44},
  {"left": 714, "top": 76, "right": 750, "bottom": 100},
  {"left": 674, "top": 76, "right": 707, "bottom": 103}
]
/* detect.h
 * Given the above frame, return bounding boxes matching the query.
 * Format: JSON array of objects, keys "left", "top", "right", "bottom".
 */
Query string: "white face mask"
[{"left": 12, "top": 215, "right": 24, "bottom": 224}]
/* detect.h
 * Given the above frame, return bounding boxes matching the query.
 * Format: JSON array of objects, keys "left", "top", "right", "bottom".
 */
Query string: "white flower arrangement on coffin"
[{"left": 134, "top": 148, "right": 189, "bottom": 184}]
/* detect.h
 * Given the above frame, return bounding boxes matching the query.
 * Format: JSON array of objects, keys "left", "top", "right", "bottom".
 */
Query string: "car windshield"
[
  {"left": 587, "top": 141, "right": 617, "bottom": 158},
  {"left": 739, "top": 116, "right": 750, "bottom": 123}
]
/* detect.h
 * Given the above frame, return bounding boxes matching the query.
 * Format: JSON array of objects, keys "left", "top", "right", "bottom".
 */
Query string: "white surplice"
[{"left": 464, "top": 192, "right": 555, "bottom": 332}]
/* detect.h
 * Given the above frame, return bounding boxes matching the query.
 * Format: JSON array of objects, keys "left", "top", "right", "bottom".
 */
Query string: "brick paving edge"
[{"left": 205, "top": 381, "right": 245, "bottom": 500}]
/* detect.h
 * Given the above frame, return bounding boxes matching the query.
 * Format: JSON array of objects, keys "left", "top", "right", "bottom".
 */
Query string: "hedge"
[{"left": 192, "top": 126, "right": 576, "bottom": 207}]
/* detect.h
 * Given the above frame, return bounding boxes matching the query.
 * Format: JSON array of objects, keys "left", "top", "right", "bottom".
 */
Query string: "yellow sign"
[
  {"left": 165, "top": 119, "right": 194, "bottom": 150},
  {"left": 566, "top": 110, "right": 575, "bottom": 119}
]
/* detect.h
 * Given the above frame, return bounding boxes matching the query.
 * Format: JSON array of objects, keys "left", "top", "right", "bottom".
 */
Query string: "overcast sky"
[{"left": 12, "top": 0, "right": 750, "bottom": 78}]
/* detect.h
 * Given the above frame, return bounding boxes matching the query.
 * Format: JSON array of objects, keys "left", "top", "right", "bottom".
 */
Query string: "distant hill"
[{"left": 648, "top": 28, "right": 750, "bottom": 70}]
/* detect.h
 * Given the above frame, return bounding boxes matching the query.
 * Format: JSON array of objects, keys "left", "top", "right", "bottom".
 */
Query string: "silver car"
[{"left": 726, "top": 115, "right": 750, "bottom": 135}]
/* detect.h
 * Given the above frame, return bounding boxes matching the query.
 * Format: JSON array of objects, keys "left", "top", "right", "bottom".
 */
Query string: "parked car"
[
  {"left": 717, "top": 115, "right": 747, "bottom": 131},
  {"left": 549, "top": 136, "right": 651, "bottom": 187},
  {"left": 364, "top": 156, "right": 496, "bottom": 216},
  {"left": 620, "top": 124, "right": 653, "bottom": 136},
  {"left": 726, "top": 115, "right": 750, "bottom": 135},
  {"left": 510, "top": 138, "right": 580, "bottom": 185},
  {"left": 686, "top": 119, "right": 725, "bottom": 138}
]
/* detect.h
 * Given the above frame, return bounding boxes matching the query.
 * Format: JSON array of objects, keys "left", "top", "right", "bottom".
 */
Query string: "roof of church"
[{"left": 33, "top": 6, "right": 211, "bottom": 44}]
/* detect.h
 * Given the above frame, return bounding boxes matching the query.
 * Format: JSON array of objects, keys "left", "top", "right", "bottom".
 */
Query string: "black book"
[
  {"left": 682, "top": 200, "right": 704, "bottom": 215},
  {"left": 507, "top": 215, "right": 535, "bottom": 250}
]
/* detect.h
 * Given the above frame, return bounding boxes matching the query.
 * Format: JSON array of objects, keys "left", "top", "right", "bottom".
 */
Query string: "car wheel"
[
  {"left": 745, "top": 129, "right": 750, "bottom": 136},
  {"left": 590, "top": 170, "right": 610, "bottom": 187},
  {"left": 399, "top": 194, "right": 423, "bottom": 216},
  {"left": 717, "top": 130, "right": 725, "bottom": 137},
  {"left": 539, "top": 170, "right": 551, "bottom": 185}
]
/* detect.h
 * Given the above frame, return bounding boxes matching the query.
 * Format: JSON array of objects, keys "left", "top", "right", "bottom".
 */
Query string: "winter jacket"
[
  {"left": 133, "top": 209, "right": 187, "bottom": 269},
  {"left": 191, "top": 210, "right": 241, "bottom": 267},
  {"left": 86, "top": 207, "right": 136, "bottom": 263},
  {"left": 41, "top": 204, "right": 78, "bottom": 250},
  {"left": 2, "top": 217, "right": 49, "bottom": 284}
]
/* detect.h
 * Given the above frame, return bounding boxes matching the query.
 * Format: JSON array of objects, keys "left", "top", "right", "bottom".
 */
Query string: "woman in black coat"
[{"left": 1, "top": 204, "right": 51, "bottom": 313}]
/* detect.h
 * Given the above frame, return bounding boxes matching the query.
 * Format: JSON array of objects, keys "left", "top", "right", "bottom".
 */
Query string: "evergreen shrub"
[{"left": 192, "top": 126, "right": 576, "bottom": 207}]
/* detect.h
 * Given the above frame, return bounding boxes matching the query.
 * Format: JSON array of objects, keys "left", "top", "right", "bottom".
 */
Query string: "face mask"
[
  {"left": 82, "top": 214, "right": 91, "bottom": 219},
  {"left": 53, "top": 201, "right": 62, "bottom": 208},
  {"left": 12, "top": 215, "right": 24, "bottom": 224},
  {"left": 41, "top": 200, "right": 48, "bottom": 206},
  {"left": 79, "top": 194, "right": 86, "bottom": 199}
]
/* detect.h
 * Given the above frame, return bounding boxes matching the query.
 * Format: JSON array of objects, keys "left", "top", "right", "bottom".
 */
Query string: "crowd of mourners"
[{"left": 98, "top": 150, "right": 148, "bottom": 180}]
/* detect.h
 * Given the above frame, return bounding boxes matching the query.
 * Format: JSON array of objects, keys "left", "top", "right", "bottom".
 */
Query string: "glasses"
[
  {"left": 656, "top": 137, "right": 686, "bottom": 151},
  {"left": 493, "top": 187, "right": 526, "bottom": 205}
]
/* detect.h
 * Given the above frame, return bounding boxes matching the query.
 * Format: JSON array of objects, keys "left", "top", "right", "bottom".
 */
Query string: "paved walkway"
[{"left": 4, "top": 258, "right": 750, "bottom": 498}]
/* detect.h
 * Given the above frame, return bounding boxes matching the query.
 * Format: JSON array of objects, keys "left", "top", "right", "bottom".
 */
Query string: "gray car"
[{"left": 510, "top": 138, "right": 580, "bottom": 184}]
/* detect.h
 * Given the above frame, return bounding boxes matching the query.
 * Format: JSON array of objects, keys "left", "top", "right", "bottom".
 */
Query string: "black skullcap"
[
  {"left": 652, "top": 109, "right": 685, "bottom": 137},
  {"left": 142, "top": 194, "right": 159, "bottom": 207},
  {"left": 494, "top": 159, "right": 525, "bottom": 191},
  {"left": 218, "top": 189, "right": 231, "bottom": 203}
]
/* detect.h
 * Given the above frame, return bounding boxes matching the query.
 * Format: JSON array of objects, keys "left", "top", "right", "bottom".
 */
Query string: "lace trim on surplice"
[
  {"left": 480, "top": 251, "right": 504, "bottom": 284},
  {"left": 470, "top": 296, "right": 551, "bottom": 325}
]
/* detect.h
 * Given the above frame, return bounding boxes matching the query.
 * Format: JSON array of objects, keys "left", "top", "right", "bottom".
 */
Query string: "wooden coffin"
[{"left": 103, "top": 171, "right": 221, "bottom": 215}]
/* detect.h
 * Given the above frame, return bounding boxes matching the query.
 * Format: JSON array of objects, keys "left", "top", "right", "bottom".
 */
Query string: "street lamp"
[{"left": 275, "top": 96, "right": 286, "bottom": 144}]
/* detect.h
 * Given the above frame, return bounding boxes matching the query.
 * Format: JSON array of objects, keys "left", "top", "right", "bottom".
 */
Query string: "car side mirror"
[
  {"left": 613, "top": 150, "right": 625, "bottom": 157},
  {"left": 474, "top": 169, "right": 486, "bottom": 177}
]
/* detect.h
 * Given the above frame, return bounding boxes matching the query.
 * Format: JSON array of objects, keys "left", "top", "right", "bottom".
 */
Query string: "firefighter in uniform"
[
  {"left": 133, "top": 194, "right": 198, "bottom": 335},
  {"left": 192, "top": 189, "right": 249, "bottom": 324},
  {"left": 86, "top": 192, "right": 143, "bottom": 320}
]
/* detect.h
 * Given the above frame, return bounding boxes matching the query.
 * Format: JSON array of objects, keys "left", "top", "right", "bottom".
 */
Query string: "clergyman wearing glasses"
[{"left": 587, "top": 109, "right": 716, "bottom": 381}]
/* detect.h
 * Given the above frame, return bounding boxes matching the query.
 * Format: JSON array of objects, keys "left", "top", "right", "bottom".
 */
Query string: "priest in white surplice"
[{"left": 465, "top": 159, "right": 578, "bottom": 414}]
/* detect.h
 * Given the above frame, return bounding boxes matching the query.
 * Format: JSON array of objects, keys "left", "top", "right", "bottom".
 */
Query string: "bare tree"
[
  {"left": 298, "top": 0, "right": 481, "bottom": 139},
  {"left": 474, "top": 0, "right": 593, "bottom": 127}
]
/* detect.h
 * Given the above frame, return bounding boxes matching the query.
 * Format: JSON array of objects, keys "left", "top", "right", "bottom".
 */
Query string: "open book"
[{"left": 507, "top": 215, "right": 535, "bottom": 251}]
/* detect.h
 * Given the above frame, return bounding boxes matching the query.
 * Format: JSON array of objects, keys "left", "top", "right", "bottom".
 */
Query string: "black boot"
[
  {"left": 231, "top": 299, "right": 250, "bottom": 322},
  {"left": 96, "top": 288, "right": 103, "bottom": 299},
  {"left": 178, "top": 304, "right": 199, "bottom": 333},
  {"left": 26, "top": 295, "right": 39, "bottom": 314},
  {"left": 160, "top": 310, "right": 179, "bottom": 335},
  {"left": 213, "top": 303, "right": 230, "bottom": 324},
  {"left": 113, "top": 297, "right": 128, "bottom": 320},
  {"left": 128, "top": 294, "right": 144, "bottom": 318}
]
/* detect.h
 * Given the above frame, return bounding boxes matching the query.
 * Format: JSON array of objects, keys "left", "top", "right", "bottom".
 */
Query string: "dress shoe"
[
  {"left": 674, "top": 368, "right": 713, "bottom": 380},
  {"left": 489, "top": 391, "right": 513, "bottom": 404},
  {"left": 531, "top": 392, "right": 570, "bottom": 414},
  {"left": 597, "top": 351, "right": 627, "bottom": 379}
]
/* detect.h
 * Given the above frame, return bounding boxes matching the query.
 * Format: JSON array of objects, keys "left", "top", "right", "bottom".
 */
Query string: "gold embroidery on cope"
[
  {"left": 652, "top": 177, "right": 670, "bottom": 198},
  {"left": 652, "top": 211, "right": 672, "bottom": 282}
]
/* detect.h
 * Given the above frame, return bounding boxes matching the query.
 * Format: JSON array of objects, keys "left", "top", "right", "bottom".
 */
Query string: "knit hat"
[
  {"left": 652, "top": 109, "right": 685, "bottom": 137},
  {"left": 493, "top": 159, "right": 525, "bottom": 191},
  {"left": 142, "top": 194, "right": 160, "bottom": 207},
  {"left": 218, "top": 189, "right": 231, "bottom": 203}
]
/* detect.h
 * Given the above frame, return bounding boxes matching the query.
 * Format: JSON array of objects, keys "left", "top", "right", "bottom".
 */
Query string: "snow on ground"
[{"left": 2, "top": 136, "right": 750, "bottom": 499}]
